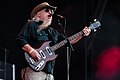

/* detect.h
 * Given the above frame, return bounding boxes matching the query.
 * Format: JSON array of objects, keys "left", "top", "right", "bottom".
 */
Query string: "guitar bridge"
[{"left": 35, "top": 60, "right": 45, "bottom": 71}]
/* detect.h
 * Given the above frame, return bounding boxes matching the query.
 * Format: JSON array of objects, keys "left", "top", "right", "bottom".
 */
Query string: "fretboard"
[{"left": 51, "top": 31, "right": 83, "bottom": 51}]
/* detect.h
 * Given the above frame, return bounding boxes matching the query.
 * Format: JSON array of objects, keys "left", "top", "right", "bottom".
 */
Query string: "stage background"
[{"left": 0, "top": 0, "right": 120, "bottom": 80}]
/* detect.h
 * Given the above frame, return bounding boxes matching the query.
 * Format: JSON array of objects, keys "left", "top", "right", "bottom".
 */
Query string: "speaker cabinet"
[
  {"left": 0, "top": 61, "right": 15, "bottom": 80},
  {"left": 0, "top": 47, "right": 15, "bottom": 80}
]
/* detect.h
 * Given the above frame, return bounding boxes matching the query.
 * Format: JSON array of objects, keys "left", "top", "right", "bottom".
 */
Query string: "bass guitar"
[{"left": 24, "top": 20, "right": 101, "bottom": 71}]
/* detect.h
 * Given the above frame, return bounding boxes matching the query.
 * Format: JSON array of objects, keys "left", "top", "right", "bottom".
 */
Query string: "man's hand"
[
  {"left": 29, "top": 49, "right": 41, "bottom": 62},
  {"left": 82, "top": 26, "right": 91, "bottom": 36},
  {"left": 22, "top": 44, "right": 41, "bottom": 62}
]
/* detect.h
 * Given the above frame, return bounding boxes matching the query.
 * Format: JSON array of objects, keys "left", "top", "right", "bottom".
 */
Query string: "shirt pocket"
[{"left": 37, "top": 31, "right": 49, "bottom": 41}]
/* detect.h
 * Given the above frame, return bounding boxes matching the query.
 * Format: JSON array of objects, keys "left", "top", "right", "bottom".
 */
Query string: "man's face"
[{"left": 36, "top": 8, "right": 54, "bottom": 26}]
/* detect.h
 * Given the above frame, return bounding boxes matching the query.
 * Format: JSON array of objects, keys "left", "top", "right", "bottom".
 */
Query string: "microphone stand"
[{"left": 58, "top": 17, "right": 74, "bottom": 80}]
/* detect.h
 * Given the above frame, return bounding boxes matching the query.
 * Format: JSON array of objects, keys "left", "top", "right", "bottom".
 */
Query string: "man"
[{"left": 16, "top": 2, "right": 91, "bottom": 80}]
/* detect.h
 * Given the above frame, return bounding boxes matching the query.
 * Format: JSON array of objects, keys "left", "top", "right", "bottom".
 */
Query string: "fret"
[
  {"left": 51, "top": 39, "right": 67, "bottom": 51},
  {"left": 68, "top": 31, "right": 83, "bottom": 41},
  {"left": 51, "top": 31, "right": 83, "bottom": 51}
]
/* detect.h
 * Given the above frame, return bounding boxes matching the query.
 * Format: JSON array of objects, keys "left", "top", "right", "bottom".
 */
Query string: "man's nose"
[{"left": 49, "top": 10, "right": 54, "bottom": 15}]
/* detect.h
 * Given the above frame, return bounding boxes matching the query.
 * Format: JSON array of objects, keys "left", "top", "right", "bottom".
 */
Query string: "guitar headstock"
[{"left": 89, "top": 19, "right": 101, "bottom": 32}]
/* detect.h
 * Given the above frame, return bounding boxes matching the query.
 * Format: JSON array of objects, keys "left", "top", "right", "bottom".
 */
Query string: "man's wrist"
[{"left": 29, "top": 48, "right": 34, "bottom": 54}]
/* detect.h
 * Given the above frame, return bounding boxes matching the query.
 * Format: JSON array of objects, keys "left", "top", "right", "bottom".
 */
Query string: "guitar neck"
[
  {"left": 51, "top": 31, "right": 83, "bottom": 51},
  {"left": 50, "top": 20, "right": 101, "bottom": 51}
]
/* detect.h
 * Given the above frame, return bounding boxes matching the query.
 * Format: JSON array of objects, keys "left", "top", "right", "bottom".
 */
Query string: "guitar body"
[{"left": 25, "top": 41, "right": 58, "bottom": 71}]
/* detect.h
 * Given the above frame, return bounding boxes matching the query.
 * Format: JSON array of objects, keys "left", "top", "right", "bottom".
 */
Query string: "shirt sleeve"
[{"left": 16, "top": 22, "right": 32, "bottom": 48}]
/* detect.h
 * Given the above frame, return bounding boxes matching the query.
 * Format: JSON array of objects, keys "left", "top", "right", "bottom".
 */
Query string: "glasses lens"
[
  {"left": 45, "top": 8, "right": 49, "bottom": 12},
  {"left": 45, "top": 8, "right": 54, "bottom": 14}
]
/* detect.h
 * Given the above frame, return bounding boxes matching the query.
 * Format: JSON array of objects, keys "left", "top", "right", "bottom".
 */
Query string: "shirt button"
[{"left": 38, "top": 34, "right": 42, "bottom": 36}]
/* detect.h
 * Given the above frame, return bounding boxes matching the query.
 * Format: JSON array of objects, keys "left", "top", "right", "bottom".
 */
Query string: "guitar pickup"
[
  {"left": 39, "top": 50, "right": 46, "bottom": 59},
  {"left": 46, "top": 47, "right": 52, "bottom": 55}
]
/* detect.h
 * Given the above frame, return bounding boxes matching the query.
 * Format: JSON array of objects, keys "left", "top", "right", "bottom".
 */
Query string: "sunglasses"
[{"left": 45, "top": 8, "right": 54, "bottom": 15}]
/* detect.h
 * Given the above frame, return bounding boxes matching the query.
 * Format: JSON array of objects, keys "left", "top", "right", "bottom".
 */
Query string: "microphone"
[
  {"left": 55, "top": 14, "right": 66, "bottom": 31},
  {"left": 55, "top": 14, "right": 65, "bottom": 19}
]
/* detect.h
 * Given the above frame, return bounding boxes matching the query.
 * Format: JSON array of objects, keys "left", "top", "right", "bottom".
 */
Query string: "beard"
[
  {"left": 40, "top": 19, "right": 52, "bottom": 29},
  {"left": 37, "top": 19, "right": 52, "bottom": 32}
]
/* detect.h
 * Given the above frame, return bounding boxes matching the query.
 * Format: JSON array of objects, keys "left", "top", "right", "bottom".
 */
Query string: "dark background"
[{"left": 0, "top": 0, "right": 120, "bottom": 80}]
